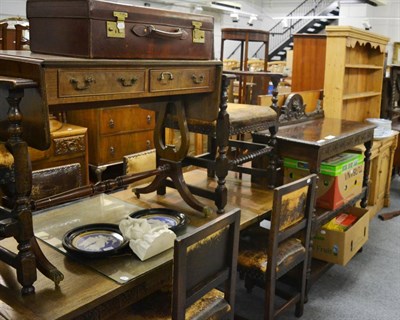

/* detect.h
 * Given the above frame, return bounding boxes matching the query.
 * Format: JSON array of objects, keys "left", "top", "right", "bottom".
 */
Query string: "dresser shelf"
[{"left": 323, "top": 26, "right": 389, "bottom": 122}]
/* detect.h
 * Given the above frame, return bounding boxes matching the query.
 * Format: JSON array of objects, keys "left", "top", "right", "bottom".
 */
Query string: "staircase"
[{"left": 257, "top": 0, "right": 339, "bottom": 61}]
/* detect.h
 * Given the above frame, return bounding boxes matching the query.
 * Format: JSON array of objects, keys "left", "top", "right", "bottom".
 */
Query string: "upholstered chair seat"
[
  {"left": 0, "top": 143, "right": 14, "bottom": 169},
  {"left": 184, "top": 103, "right": 277, "bottom": 135},
  {"left": 238, "top": 226, "right": 306, "bottom": 283},
  {"left": 116, "top": 287, "right": 230, "bottom": 320}
]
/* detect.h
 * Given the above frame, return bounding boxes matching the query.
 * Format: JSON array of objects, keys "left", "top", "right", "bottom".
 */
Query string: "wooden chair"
[
  {"left": 0, "top": 22, "right": 8, "bottom": 50},
  {"left": 148, "top": 74, "right": 279, "bottom": 215},
  {"left": 0, "top": 76, "right": 63, "bottom": 294},
  {"left": 236, "top": 174, "right": 317, "bottom": 319},
  {"left": 114, "top": 208, "right": 241, "bottom": 319}
]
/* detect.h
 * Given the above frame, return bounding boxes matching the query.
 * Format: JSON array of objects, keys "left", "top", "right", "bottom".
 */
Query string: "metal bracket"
[
  {"left": 107, "top": 11, "right": 128, "bottom": 38},
  {"left": 192, "top": 21, "right": 205, "bottom": 43}
]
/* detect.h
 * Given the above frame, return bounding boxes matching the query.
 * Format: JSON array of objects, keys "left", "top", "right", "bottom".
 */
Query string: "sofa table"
[{"left": 0, "top": 50, "right": 225, "bottom": 214}]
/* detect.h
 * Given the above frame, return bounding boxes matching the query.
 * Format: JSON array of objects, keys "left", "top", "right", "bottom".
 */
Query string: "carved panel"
[{"left": 53, "top": 135, "right": 86, "bottom": 156}]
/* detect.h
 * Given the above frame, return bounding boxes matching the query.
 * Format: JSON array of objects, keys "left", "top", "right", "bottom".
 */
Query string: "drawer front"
[
  {"left": 150, "top": 67, "right": 214, "bottom": 93},
  {"left": 97, "top": 131, "right": 154, "bottom": 164},
  {"left": 99, "top": 105, "right": 155, "bottom": 135},
  {"left": 58, "top": 69, "right": 146, "bottom": 98}
]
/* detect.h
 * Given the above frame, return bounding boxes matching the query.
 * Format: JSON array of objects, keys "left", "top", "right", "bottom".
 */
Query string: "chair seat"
[
  {"left": 238, "top": 230, "right": 306, "bottom": 279},
  {"left": 186, "top": 103, "right": 277, "bottom": 136},
  {"left": 115, "top": 287, "right": 230, "bottom": 320},
  {"left": 0, "top": 143, "right": 14, "bottom": 169}
]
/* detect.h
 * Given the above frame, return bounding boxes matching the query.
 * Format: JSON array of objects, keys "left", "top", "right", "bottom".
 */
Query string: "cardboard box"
[
  {"left": 312, "top": 207, "right": 369, "bottom": 266},
  {"left": 284, "top": 152, "right": 364, "bottom": 210}
]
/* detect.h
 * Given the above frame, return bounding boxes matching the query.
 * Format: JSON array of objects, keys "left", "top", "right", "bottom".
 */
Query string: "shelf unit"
[{"left": 323, "top": 26, "right": 389, "bottom": 121}]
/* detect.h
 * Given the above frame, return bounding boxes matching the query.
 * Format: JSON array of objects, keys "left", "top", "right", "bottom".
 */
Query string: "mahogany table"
[{"left": 253, "top": 117, "right": 375, "bottom": 226}]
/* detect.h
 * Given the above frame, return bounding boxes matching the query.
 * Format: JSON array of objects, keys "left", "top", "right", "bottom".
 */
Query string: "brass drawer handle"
[
  {"left": 146, "top": 140, "right": 151, "bottom": 149},
  {"left": 146, "top": 115, "right": 152, "bottom": 124},
  {"left": 118, "top": 76, "right": 138, "bottom": 87},
  {"left": 69, "top": 77, "right": 95, "bottom": 91},
  {"left": 158, "top": 72, "right": 174, "bottom": 81},
  {"left": 108, "top": 119, "right": 115, "bottom": 129},
  {"left": 192, "top": 74, "right": 204, "bottom": 84},
  {"left": 109, "top": 146, "right": 115, "bottom": 155}
]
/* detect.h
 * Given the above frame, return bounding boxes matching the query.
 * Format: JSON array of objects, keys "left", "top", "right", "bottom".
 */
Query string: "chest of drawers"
[{"left": 67, "top": 104, "right": 155, "bottom": 167}]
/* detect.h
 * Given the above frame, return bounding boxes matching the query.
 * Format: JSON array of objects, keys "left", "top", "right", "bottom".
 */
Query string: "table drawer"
[
  {"left": 58, "top": 68, "right": 146, "bottom": 98},
  {"left": 97, "top": 131, "right": 154, "bottom": 164},
  {"left": 149, "top": 67, "right": 214, "bottom": 93},
  {"left": 99, "top": 105, "right": 155, "bottom": 135}
]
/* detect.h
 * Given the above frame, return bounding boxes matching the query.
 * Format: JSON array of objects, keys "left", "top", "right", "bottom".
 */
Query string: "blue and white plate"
[
  {"left": 129, "top": 208, "right": 186, "bottom": 233},
  {"left": 62, "top": 223, "right": 129, "bottom": 258}
]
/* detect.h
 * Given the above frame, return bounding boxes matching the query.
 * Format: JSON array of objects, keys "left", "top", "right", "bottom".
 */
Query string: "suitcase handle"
[{"left": 132, "top": 25, "right": 188, "bottom": 40}]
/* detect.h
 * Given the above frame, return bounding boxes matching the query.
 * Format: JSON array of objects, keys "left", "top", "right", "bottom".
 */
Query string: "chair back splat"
[{"left": 237, "top": 174, "right": 317, "bottom": 319}]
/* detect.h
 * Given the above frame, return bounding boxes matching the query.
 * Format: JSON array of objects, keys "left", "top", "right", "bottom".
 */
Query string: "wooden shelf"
[
  {"left": 323, "top": 26, "right": 389, "bottom": 121},
  {"left": 345, "top": 64, "right": 382, "bottom": 69},
  {"left": 342, "top": 91, "right": 381, "bottom": 100}
]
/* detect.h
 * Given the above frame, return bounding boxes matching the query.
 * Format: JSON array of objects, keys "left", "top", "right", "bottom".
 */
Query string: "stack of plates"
[{"left": 365, "top": 118, "right": 393, "bottom": 139}]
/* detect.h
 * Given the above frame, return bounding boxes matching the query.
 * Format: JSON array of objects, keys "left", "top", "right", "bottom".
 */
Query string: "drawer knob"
[
  {"left": 192, "top": 74, "right": 204, "bottom": 84},
  {"left": 118, "top": 76, "right": 138, "bottom": 87},
  {"left": 158, "top": 72, "right": 174, "bottom": 81},
  {"left": 146, "top": 140, "right": 151, "bottom": 149},
  {"left": 109, "top": 146, "right": 115, "bottom": 155},
  {"left": 146, "top": 115, "right": 152, "bottom": 124},
  {"left": 108, "top": 119, "right": 115, "bottom": 129},
  {"left": 70, "top": 77, "right": 95, "bottom": 91}
]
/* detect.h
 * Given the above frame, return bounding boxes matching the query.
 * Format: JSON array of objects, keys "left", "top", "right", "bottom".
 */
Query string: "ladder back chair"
[
  {"left": 114, "top": 208, "right": 241, "bottom": 320},
  {"left": 0, "top": 76, "right": 63, "bottom": 294},
  {"left": 236, "top": 174, "right": 317, "bottom": 319}
]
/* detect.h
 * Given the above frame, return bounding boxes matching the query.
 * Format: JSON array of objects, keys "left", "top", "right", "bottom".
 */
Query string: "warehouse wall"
[{"left": 0, "top": 0, "right": 399, "bottom": 61}]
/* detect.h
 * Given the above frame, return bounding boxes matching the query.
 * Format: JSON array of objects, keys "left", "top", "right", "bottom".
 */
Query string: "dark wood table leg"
[
  {"left": 135, "top": 101, "right": 213, "bottom": 216},
  {"left": 361, "top": 139, "right": 373, "bottom": 208},
  {"left": 0, "top": 83, "right": 64, "bottom": 294},
  {"left": 214, "top": 75, "right": 231, "bottom": 214}
]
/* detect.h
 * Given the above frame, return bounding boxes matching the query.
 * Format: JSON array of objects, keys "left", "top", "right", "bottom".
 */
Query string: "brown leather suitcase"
[{"left": 27, "top": 0, "right": 214, "bottom": 60}]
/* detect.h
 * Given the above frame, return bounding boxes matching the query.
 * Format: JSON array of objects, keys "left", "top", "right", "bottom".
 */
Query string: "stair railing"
[{"left": 265, "top": 0, "right": 337, "bottom": 60}]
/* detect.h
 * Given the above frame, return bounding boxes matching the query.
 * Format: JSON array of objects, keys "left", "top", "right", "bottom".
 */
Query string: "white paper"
[{"left": 119, "top": 217, "right": 176, "bottom": 261}]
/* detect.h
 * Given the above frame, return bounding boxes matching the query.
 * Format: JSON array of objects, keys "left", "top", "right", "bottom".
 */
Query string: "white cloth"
[{"left": 119, "top": 217, "right": 176, "bottom": 261}]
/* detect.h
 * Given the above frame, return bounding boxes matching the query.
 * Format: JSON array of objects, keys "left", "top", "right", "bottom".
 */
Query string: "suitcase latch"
[
  {"left": 192, "top": 21, "right": 205, "bottom": 44},
  {"left": 107, "top": 11, "right": 128, "bottom": 38}
]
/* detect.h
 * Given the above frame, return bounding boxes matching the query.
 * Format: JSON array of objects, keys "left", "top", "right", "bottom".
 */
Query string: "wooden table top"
[
  {"left": 0, "top": 169, "right": 273, "bottom": 320},
  {"left": 255, "top": 117, "right": 375, "bottom": 173}
]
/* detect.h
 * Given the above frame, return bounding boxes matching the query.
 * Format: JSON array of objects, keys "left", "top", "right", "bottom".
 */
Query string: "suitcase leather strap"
[{"left": 132, "top": 25, "right": 188, "bottom": 40}]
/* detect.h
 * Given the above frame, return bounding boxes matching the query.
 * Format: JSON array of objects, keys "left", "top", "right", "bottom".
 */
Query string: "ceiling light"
[
  {"left": 247, "top": 15, "right": 257, "bottom": 26},
  {"left": 230, "top": 13, "right": 239, "bottom": 23},
  {"left": 193, "top": 5, "right": 203, "bottom": 13}
]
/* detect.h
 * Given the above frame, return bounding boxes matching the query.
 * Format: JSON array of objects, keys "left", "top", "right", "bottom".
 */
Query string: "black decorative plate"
[
  {"left": 129, "top": 208, "right": 186, "bottom": 232},
  {"left": 62, "top": 223, "right": 129, "bottom": 258}
]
